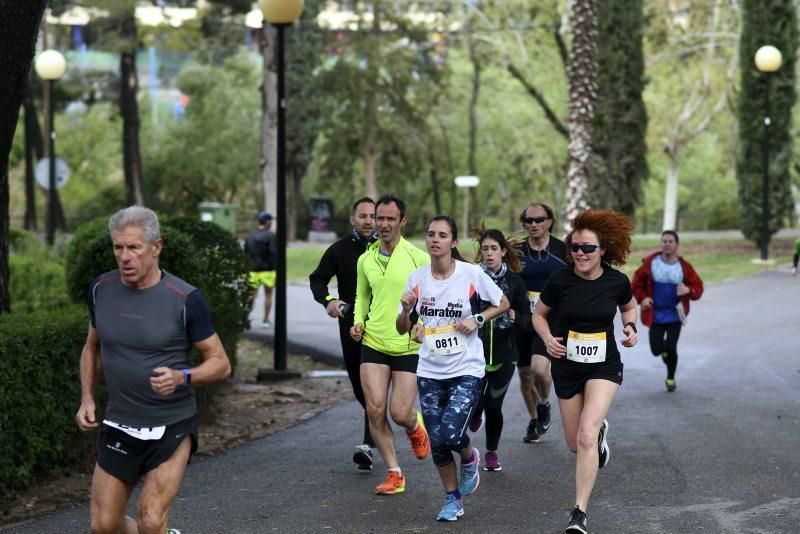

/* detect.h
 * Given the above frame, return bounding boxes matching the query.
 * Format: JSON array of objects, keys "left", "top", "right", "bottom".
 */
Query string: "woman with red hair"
[{"left": 532, "top": 209, "right": 638, "bottom": 534}]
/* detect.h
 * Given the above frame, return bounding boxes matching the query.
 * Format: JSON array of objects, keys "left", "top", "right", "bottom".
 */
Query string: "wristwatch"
[
  {"left": 474, "top": 314, "right": 486, "bottom": 327},
  {"left": 183, "top": 368, "right": 192, "bottom": 386},
  {"left": 624, "top": 321, "right": 637, "bottom": 333}
]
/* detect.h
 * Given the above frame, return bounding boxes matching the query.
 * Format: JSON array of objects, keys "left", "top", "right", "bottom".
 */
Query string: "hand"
[
  {"left": 410, "top": 323, "right": 424, "bottom": 343},
  {"left": 640, "top": 297, "right": 653, "bottom": 310},
  {"left": 508, "top": 309, "right": 516, "bottom": 323},
  {"left": 325, "top": 299, "right": 345, "bottom": 318},
  {"left": 76, "top": 400, "right": 98, "bottom": 431},
  {"left": 350, "top": 323, "right": 364, "bottom": 342},
  {"left": 400, "top": 290, "right": 417, "bottom": 313},
  {"left": 676, "top": 283, "right": 690, "bottom": 297},
  {"left": 621, "top": 325, "right": 638, "bottom": 347},
  {"left": 545, "top": 336, "right": 566, "bottom": 358},
  {"left": 150, "top": 367, "right": 180, "bottom": 396},
  {"left": 455, "top": 316, "right": 479, "bottom": 335}
]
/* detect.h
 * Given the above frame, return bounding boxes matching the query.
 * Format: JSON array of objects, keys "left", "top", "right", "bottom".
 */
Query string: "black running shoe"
[
  {"left": 536, "top": 402, "right": 551, "bottom": 436},
  {"left": 598, "top": 419, "right": 610, "bottom": 469},
  {"left": 565, "top": 506, "right": 588, "bottom": 534},
  {"left": 523, "top": 419, "right": 540, "bottom": 443},
  {"left": 353, "top": 444, "right": 373, "bottom": 470}
]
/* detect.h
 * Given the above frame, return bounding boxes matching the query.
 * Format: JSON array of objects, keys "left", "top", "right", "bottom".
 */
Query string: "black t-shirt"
[{"left": 539, "top": 265, "right": 633, "bottom": 364}]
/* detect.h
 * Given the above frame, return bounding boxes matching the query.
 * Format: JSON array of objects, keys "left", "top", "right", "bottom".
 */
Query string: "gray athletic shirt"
[{"left": 90, "top": 270, "right": 213, "bottom": 427}]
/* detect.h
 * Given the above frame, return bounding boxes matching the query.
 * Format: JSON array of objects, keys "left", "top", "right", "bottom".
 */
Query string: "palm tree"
[{"left": 565, "top": 0, "right": 598, "bottom": 222}]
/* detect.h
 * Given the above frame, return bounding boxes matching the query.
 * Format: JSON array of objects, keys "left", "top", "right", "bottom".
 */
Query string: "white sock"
[{"left": 388, "top": 467, "right": 402, "bottom": 474}]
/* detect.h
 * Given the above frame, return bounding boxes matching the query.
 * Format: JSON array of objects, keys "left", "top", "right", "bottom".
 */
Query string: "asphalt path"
[{"left": 8, "top": 271, "right": 800, "bottom": 533}]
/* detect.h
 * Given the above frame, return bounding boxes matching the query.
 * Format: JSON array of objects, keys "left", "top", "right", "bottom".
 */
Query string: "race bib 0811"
[{"left": 425, "top": 324, "right": 467, "bottom": 355}]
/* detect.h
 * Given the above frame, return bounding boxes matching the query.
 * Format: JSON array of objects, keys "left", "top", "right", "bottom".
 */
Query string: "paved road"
[{"left": 8, "top": 271, "right": 800, "bottom": 533}]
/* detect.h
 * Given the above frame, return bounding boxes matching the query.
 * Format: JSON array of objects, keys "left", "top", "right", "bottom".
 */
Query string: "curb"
[{"left": 242, "top": 329, "right": 343, "bottom": 368}]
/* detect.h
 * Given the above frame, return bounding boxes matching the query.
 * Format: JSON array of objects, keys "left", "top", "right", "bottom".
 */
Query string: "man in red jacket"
[{"left": 631, "top": 230, "right": 703, "bottom": 392}]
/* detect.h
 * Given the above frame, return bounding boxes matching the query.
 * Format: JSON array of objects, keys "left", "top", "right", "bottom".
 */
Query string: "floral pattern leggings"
[{"left": 417, "top": 375, "right": 482, "bottom": 467}]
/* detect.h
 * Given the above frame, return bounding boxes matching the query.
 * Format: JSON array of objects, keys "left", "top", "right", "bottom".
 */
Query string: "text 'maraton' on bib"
[
  {"left": 566, "top": 331, "right": 607, "bottom": 363},
  {"left": 425, "top": 324, "right": 467, "bottom": 355}
]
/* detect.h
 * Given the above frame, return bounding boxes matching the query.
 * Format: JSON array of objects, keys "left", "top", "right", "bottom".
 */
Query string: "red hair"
[{"left": 566, "top": 209, "right": 634, "bottom": 266}]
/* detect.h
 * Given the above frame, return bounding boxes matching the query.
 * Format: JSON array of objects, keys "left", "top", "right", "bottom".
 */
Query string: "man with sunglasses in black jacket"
[
  {"left": 310, "top": 197, "right": 377, "bottom": 470},
  {"left": 515, "top": 203, "right": 567, "bottom": 444}
]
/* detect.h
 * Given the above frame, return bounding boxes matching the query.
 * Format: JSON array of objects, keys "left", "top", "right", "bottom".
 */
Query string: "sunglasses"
[
  {"left": 568, "top": 243, "right": 602, "bottom": 254},
  {"left": 523, "top": 216, "right": 549, "bottom": 225}
]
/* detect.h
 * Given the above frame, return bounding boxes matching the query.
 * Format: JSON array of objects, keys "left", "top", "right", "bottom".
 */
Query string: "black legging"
[
  {"left": 472, "top": 362, "right": 516, "bottom": 451},
  {"left": 649, "top": 322, "right": 682, "bottom": 380},
  {"left": 338, "top": 315, "right": 374, "bottom": 447}
]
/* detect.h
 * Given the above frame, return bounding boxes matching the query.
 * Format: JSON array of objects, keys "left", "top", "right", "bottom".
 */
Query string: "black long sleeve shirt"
[{"left": 309, "top": 232, "right": 374, "bottom": 309}]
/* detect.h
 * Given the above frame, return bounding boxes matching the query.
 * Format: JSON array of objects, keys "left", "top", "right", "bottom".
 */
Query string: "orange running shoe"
[
  {"left": 374, "top": 471, "right": 406, "bottom": 495},
  {"left": 407, "top": 411, "right": 431, "bottom": 460}
]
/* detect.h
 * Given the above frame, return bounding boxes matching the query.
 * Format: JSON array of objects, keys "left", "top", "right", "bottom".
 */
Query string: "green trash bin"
[{"left": 198, "top": 202, "right": 239, "bottom": 234}]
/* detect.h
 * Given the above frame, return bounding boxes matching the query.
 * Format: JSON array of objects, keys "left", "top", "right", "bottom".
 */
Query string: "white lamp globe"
[{"left": 35, "top": 50, "right": 67, "bottom": 81}]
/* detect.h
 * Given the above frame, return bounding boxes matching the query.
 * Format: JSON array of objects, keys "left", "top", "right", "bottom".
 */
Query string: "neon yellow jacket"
[{"left": 354, "top": 237, "right": 429, "bottom": 356}]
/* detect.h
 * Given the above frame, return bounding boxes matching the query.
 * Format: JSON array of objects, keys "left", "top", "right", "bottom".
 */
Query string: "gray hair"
[{"left": 108, "top": 206, "right": 161, "bottom": 245}]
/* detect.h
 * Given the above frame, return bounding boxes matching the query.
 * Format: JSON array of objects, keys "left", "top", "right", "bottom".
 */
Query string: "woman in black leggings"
[{"left": 468, "top": 229, "right": 530, "bottom": 471}]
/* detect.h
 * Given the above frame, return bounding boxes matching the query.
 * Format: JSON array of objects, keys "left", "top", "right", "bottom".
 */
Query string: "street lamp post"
[
  {"left": 454, "top": 175, "right": 480, "bottom": 233},
  {"left": 34, "top": 50, "right": 66, "bottom": 246},
  {"left": 259, "top": 0, "right": 304, "bottom": 374},
  {"left": 754, "top": 45, "right": 782, "bottom": 261}
]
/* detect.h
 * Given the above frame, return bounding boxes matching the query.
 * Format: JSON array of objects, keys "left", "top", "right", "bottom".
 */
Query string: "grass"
[{"left": 287, "top": 235, "right": 795, "bottom": 285}]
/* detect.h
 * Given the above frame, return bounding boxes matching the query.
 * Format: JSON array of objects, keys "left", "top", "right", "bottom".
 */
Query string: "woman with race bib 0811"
[
  {"left": 396, "top": 215, "right": 508, "bottom": 522},
  {"left": 532, "top": 209, "right": 638, "bottom": 534}
]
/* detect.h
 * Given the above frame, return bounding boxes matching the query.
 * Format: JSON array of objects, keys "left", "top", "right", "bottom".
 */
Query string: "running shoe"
[
  {"left": 406, "top": 411, "right": 430, "bottom": 460},
  {"left": 536, "top": 402, "right": 552, "bottom": 436},
  {"left": 353, "top": 444, "right": 373, "bottom": 470},
  {"left": 436, "top": 493, "right": 464, "bottom": 521},
  {"left": 523, "top": 419, "right": 540, "bottom": 443},
  {"left": 565, "top": 506, "right": 588, "bottom": 534},
  {"left": 167, "top": 530, "right": 181, "bottom": 534},
  {"left": 468, "top": 415, "right": 483, "bottom": 433},
  {"left": 598, "top": 419, "right": 610, "bottom": 469},
  {"left": 374, "top": 471, "right": 405, "bottom": 495},
  {"left": 458, "top": 449, "right": 480, "bottom": 496},
  {"left": 484, "top": 451, "right": 502, "bottom": 471},
  {"left": 665, "top": 378, "right": 677, "bottom": 392},
  {"left": 261, "top": 320, "right": 273, "bottom": 328}
]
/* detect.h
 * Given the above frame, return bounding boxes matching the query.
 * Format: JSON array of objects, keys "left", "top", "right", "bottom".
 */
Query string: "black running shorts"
[
  {"left": 550, "top": 359, "right": 624, "bottom": 399},
  {"left": 361, "top": 345, "right": 419, "bottom": 373},
  {"left": 514, "top": 329, "right": 548, "bottom": 367},
  {"left": 97, "top": 416, "right": 198, "bottom": 484}
]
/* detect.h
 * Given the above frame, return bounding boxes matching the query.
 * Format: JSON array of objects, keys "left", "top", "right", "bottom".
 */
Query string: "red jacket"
[{"left": 631, "top": 253, "right": 704, "bottom": 327}]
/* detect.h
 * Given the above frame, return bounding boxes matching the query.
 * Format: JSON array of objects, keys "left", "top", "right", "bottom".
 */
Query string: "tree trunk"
[
  {"left": 288, "top": 167, "right": 299, "bottom": 242},
  {"left": 261, "top": 25, "right": 278, "bottom": 216},
  {"left": 565, "top": 0, "right": 599, "bottom": 223},
  {"left": 363, "top": 90, "right": 378, "bottom": 200},
  {"left": 0, "top": 0, "right": 48, "bottom": 313},
  {"left": 663, "top": 151, "right": 680, "bottom": 231},
  {"left": 120, "top": 12, "right": 144, "bottom": 206},
  {"left": 467, "top": 36, "right": 481, "bottom": 231}
]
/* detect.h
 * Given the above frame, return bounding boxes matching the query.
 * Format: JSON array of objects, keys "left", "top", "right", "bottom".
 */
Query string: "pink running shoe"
[{"left": 483, "top": 451, "right": 502, "bottom": 471}]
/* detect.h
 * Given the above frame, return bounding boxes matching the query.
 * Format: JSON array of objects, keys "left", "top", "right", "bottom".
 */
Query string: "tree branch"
[{"left": 506, "top": 62, "right": 568, "bottom": 138}]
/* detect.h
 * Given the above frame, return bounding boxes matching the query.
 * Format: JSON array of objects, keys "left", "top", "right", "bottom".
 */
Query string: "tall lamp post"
[
  {"left": 454, "top": 175, "right": 480, "bottom": 234},
  {"left": 34, "top": 49, "right": 67, "bottom": 246},
  {"left": 259, "top": 0, "right": 304, "bottom": 373},
  {"left": 754, "top": 45, "right": 782, "bottom": 261}
]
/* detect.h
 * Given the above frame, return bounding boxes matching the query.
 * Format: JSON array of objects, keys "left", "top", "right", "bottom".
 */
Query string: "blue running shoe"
[
  {"left": 458, "top": 449, "right": 480, "bottom": 496},
  {"left": 436, "top": 493, "right": 464, "bottom": 521}
]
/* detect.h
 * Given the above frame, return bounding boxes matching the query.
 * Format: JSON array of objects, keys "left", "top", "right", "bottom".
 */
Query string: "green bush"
[
  {"left": 0, "top": 306, "right": 96, "bottom": 495},
  {"left": 9, "top": 255, "right": 71, "bottom": 313}
]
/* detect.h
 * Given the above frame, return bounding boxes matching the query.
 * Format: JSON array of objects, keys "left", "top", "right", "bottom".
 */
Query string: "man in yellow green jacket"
[{"left": 350, "top": 195, "right": 431, "bottom": 495}]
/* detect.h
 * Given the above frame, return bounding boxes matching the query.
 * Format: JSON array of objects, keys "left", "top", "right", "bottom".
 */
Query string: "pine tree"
[
  {"left": 589, "top": 0, "right": 648, "bottom": 216},
  {"left": 737, "top": 0, "right": 797, "bottom": 252}
]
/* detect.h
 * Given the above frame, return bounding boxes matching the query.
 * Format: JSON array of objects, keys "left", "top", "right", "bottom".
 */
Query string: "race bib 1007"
[
  {"left": 425, "top": 324, "right": 467, "bottom": 355},
  {"left": 566, "top": 331, "right": 607, "bottom": 363}
]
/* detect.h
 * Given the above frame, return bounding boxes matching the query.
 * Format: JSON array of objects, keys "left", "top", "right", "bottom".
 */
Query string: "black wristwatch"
[
  {"left": 474, "top": 314, "right": 486, "bottom": 327},
  {"left": 624, "top": 321, "right": 637, "bottom": 333}
]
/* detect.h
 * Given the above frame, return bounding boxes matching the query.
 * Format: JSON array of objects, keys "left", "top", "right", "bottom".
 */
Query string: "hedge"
[{"left": 0, "top": 306, "right": 96, "bottom": 496}]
